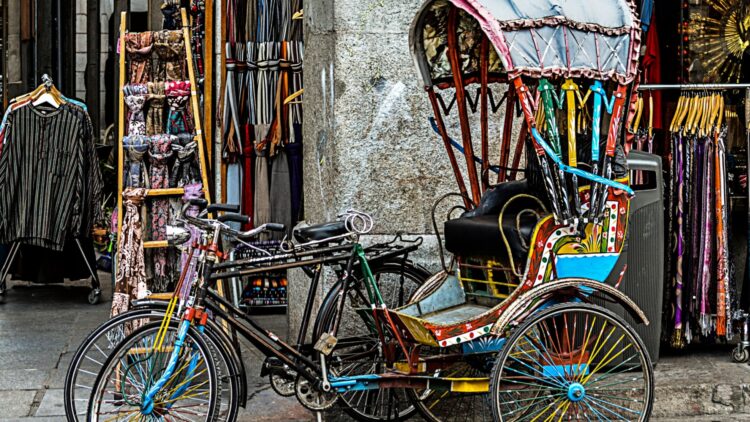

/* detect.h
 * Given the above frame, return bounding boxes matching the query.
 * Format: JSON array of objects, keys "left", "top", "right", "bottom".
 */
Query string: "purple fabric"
[{"left": 179, "top": 183, "right": 203, "bottom": 302}]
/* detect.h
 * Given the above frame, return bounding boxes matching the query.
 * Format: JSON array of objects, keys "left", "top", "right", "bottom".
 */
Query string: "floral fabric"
[
  {"left": 126, "top": 32, "right": 154, "bottom": 84},
  {"left": 154, "top": 30, "right": 186, "bottom": 81},
  {"left": 148, "top": 135, "right": 174, "bottom": 292}
]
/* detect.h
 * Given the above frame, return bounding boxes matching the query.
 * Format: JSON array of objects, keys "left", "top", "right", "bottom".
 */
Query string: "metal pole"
[{"left": 639, "top": 83, "right": 750, "bottom": 91}]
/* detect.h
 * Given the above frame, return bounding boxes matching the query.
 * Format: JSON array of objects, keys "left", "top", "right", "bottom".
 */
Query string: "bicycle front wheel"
[{"left": 87, "top": 321, "right": 221, "bottom": 421}]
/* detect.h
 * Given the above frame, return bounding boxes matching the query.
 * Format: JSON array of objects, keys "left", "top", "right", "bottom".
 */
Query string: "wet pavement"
[
  {"left": 0, "top": 273, "right": 310, "bottom": 421},
  {"left": 1, "top": 273, "right": 749, "bottom": 421}
]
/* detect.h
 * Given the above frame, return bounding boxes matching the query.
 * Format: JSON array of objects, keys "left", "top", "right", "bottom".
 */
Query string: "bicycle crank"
[{"left": 294, "top": 374, "right": 337, "bottom": 411}]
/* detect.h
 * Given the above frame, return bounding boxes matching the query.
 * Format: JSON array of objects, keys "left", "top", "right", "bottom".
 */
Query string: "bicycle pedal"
[{"left": 314, "top": 333, "right": 338, "bottom": 356}]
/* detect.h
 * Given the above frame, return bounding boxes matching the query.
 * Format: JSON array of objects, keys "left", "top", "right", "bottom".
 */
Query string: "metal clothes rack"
[
  {"left": 639, "top": 82, "right": 750, "bottom": 358},
  {"left": 0, "top": 74, "right": 102, "bottom": 304}
]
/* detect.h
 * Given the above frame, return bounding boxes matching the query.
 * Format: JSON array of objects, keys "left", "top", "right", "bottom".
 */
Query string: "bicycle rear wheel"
[
  {"left": 490, "top": 303, "right": 654, "bottom": 421},
  {"left": 87, "top": 321, "right": 221, "bottom": 421},
  {"left": 65, "top": 307, "right": 240, "bottom": 421},
  {"left": 314, "top": 260, "right": 429, "bottom": 421}
]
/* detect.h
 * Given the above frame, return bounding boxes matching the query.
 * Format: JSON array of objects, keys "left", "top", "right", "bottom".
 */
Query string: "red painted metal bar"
[
  {"left": 508, "top": 120, "right": 527, "bottom": 181},
  {"left": 428, "top": 88, "right": 472, "bottom": 209},
  {"left": 446, "top": 7, "right": 481, "bottom": 205},
  {"left": 498, "top": 88, "right": 516, "bottom": 183},
  {"left": 480, "top": 37, "right": 490, "bottom": 191}
]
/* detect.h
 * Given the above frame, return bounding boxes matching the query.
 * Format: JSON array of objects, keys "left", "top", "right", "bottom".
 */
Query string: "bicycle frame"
[{"left": 137, "top": 223, "right": 420, "bottom": 412}]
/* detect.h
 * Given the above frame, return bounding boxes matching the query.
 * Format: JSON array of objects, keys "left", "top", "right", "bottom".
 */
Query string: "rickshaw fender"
[{"left": 490, "top": 278, "right": 649, "bottom": 335}]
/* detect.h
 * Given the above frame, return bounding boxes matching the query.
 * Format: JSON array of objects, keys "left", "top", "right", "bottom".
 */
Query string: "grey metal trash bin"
[{"left": 603, "top": 150, "right": 665, "bottom": 363}]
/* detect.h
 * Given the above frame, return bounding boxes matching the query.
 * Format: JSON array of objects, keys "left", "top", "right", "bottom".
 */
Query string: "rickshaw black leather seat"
[
  {"left": 293, "top": 221, "right": 348, "bottom": 243},
  {"left": 444, "top": 212, "right": 537, "bottom": 260}
]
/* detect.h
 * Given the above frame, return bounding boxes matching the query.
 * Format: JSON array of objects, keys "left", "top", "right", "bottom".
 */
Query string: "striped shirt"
[{"left": 0, "top": 102, "right": 103, "bottom": 250}]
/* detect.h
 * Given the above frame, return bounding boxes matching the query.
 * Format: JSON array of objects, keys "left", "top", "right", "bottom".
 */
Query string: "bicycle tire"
[
  {"left": 72, "top": 313, "right": 234, "bottom": 421},
  {"left": 313, "top": 260, "right": 430, "bottom": 422},
  {"left": 490, "top": 302, "right": 654, "bottom": 421},
  {"left": 87, "top": 320, "right": 221, "bottom": 421}
]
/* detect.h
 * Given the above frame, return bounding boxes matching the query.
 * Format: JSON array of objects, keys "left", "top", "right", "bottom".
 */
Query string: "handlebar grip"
[
  {"left": 265, "top": 223, "right": 286, "bottom": 232},
  {"left": 189, "top": 198, "right": 208, "bottom": 208},
  {"left": 208, "top": 203, "right": 240, "bottom": 213},
  {"left": 218, "top": 213, "right": 252, "bottom": 225}
]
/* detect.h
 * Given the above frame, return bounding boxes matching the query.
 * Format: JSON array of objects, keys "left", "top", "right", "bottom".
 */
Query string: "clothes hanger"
[
  {"left": 648, "top": 94, "right": 654, "bottom": 140},
  {"left": 630, "top": 94, "right": 643, "bottom": 134},
  {"left": 670, "top": 93, "right": 684, "bottom": 133}
]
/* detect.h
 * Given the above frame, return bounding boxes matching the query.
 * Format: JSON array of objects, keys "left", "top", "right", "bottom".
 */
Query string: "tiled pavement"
[{"left": 1, "top": 274, "right": 750, "bottom": 421}]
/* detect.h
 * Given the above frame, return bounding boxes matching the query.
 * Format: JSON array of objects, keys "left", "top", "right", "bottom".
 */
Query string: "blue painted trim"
[
  {"left": 530, "top": 128, "right": 634, "bottom": 195},
  {"left": 143, "top": 319, "right": 192, "bottom": 413},
  {"left": 542, "top": 363, "right": 589, "bottom": 378},
  {"left": 429, "top": 117, "right": 500, "bottom": 174},
  {"left": 590, "top": 81, "right": 603, "bottom": 162}
]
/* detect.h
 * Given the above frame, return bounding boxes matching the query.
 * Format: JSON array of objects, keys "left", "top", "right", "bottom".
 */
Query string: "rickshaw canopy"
[{"left": 410, "top": 0, "right": 641, "bottom": 87}]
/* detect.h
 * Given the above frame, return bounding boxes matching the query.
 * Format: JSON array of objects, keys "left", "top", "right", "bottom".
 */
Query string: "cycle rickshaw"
[
  {"left": 82, "top": 0, "right": 654, "bottom": 420},
  {"left": 321, "top": 0, "right": 654, "bottom": 420}
]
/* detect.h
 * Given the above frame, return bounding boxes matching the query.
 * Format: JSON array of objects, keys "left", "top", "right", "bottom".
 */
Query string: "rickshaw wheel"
[{"left": 490, "top": 302, "right": 654, "bottom": 421}]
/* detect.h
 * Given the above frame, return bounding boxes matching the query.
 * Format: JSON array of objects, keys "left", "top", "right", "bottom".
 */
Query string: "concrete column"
[{"left": 288, "top": 0, "right": 454, "bottom": 341}]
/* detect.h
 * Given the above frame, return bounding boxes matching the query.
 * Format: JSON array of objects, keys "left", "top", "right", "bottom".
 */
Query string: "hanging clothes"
[
  {"left": 0, "top": 102, "right": 103, "bottom": 250},
  {"left": 112, "top": 188, "right": 148, "bottom": 318},
  {"left": 166, "top": 81, "right": 193, "bottom": 134},
  {"left": 126, "top": 32, "right": 154, "bottom": 84},
  {"left": 178, "top": 183, "right": 203, "bottom": 301},
  {"left": 161, "top": 0, "right": 182, "bottom": 30},
  {"left": 124, "top": 84, "right": 149, "bottom": 136},
  {"left": 146, "top": 82, "right": 166, "bottom": 136},
  {"left": 148, "top": 135, "right": 173, "bottom": 292},
  {"left": 154, "top": 30, "right": 186, "bottom": 82},
  {"left": 171, "top": 133, "right": 201, "bottom": 187},
  {"left": 123, "top": 135, "right": 150, "bottom": 188}
]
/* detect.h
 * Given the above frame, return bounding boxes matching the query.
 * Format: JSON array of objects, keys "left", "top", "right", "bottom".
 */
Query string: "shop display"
[
  {"left": 0, "top": 76, "right": 103, "bottom": 302},
  {"left": 113, "top": 7, "right": 211, "bottom": 317}
]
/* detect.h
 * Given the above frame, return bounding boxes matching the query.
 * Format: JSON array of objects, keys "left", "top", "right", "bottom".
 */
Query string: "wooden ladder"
[{"left": 116, "top": 8, "right": 212, "bottom": 249}]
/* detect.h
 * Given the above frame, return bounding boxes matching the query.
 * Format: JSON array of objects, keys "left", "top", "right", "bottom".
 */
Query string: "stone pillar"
[{"left": 288, "top": 0, "right": 456, "bottom": 341}]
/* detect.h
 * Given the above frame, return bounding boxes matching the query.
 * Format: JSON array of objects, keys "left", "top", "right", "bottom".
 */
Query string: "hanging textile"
[
  {"left": 126, "top": 32, "right": 154, "bottom": 84},
  {"left": 154, "top": 30, "right": 186, "bottom": 82},
  {"left": 148, "top": 135, "right": 173, "bottom": 293},
  {"left": 166, "top": 81, "right": 193, "bottom": 135},
  {"left": 146, "top": 82, "right": 166, "bottom": 136},
  {"left": 254, "top": 126, "right": 271, "bottom": 228},
  {"left": 190, "top": 0, "right": 206, "bottom": 78},
  {"left": 124, "top": 84, "right": 148, "bottom": 136},
  {"left": 123, "top": 135, "right": 150, "bottom": 188},
  {"left": 178, "top": 183, "right": 203, "bottom": 301},
  {"left": 161, "top": 0, "right": 182, "bottom": 30},
  {"left": 112, "top": 188, "right": 148, "bottom": 318},
  {"left": 171, "top": 133, "right": 201, "bottom": 187},
  {"left": 666, "top": 91, "right": 735, "bottom": 346}
]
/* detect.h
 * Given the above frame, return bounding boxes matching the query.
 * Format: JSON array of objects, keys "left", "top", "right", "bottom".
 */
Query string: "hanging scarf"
[
  {"left": 166, "top": 81, "right": 193, "bottom": 134},
  {"left": 179, "top": 183, "right": 203, "bottom": 301},
  {"left": 699, "top": 137, "right": 715, "bottom": 336},
  {"left": 111, "top": 188, "right": 148, "bottom": 318},
  {"left": 154, "top": 30, "right": 186, "bottom": 81},
  {"left": 254, "top": 126, "right": 271, "bottom": 228},
  {"left": 672, "top": 131, "right": 685, "bottom": 348},
  {"left": 161, "top": 0, "right": 182, "bottom": 30},
  {"left": 123, "top": 136, "right": 150, "bottom": 188},
  {"left": 715, "top": 130, "right": 731, "bottom": 337},
  {"left": 146, "top": 82, "right": 166, "bottom": 136},
  {"left": 126, "top": 32, "right": 154, "bottom": 84},
  {"left": 287, "top": 41, "right": 304, "bottom": 125},
  {"left": 148, "top": 135, "right": 174, "bottom": 293},
  {"left": 287, "top": 136, "right": 303, "bottom": 222},
  {"left": 123, "top": 84, "right": 148, "bottom": 136},
  {"left": 191, "top": 1, "right": 206, "bottom": 78},
  {"left": 171, "top": 133, "right": 201, "bottom": 187},
  {"left": 255, "top": 42, "right": 281, "bottom": 125}
]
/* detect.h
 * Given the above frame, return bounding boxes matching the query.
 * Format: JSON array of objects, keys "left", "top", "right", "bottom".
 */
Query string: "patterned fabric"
[
  {"left": 123, "top": 136, "right": 149, "bottom": 188},
  {"left": 166, "top": 81, "right": 193, "bottom": 135},
  {"left": 148, "top": 135, "right": 173, "bottom": 293},
  {"left": 191, "top": 1, "right": 206, "bottom": 78},
  {"left": 146, "top": 82, "right": 166, "bottom": 136},
  {"left": 123, "top": 84, "right": 148, "bottom": 136},
  {"left": 161, "top": 0, "right": 182, "bottom": 30},
  {"left": 111, "top": 188, "right": 148, "bottom": 318},
  {"left": 154, "top": 30, "right": 186, "bottom": 81},
  {"left": 171, "top": 133, "right": 201, "bottom": 187},
  {"left": 178, "top": 183, "right": 203, "bottom": 301},
  {"left": 126, "top": 32, "right": 154, "bottom": 84}
]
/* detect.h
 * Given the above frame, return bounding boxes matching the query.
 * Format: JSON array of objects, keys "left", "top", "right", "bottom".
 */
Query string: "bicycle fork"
[{"left": 141, "top": 308, "right": 207, "bottom": 415}]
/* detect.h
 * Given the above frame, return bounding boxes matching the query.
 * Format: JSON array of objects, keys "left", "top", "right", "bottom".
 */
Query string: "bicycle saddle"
[{"left": 293, "top": 220, "right": 348, "bottom": 243}]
